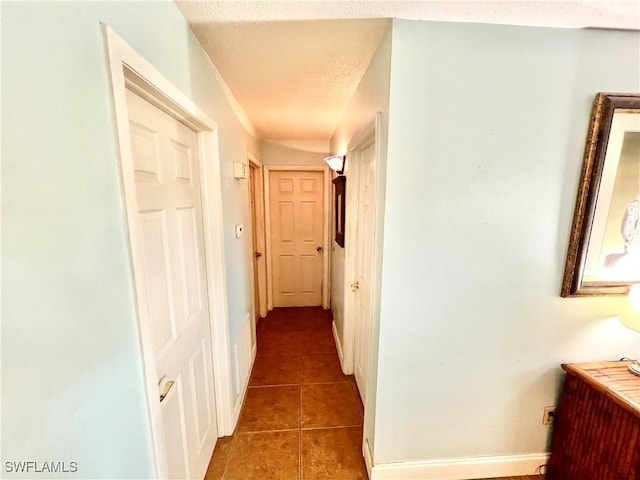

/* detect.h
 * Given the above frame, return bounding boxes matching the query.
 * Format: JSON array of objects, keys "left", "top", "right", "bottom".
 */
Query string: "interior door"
[
  {"left": 353, "top": 143, "right": 376, "bottom": 402},
  {"left": 250, "top": 164, "right": 260, "bottom": 323},
  {"left": 269, "top": 170, "right": 324, "bottom": 307},
  {"left": 126, "top": 89, "right": 218, "bottom": 479}
]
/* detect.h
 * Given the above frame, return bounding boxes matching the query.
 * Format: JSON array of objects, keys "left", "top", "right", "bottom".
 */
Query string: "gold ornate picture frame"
[{"left": 562, "top": 93, "right": 640, "bottom": 297}]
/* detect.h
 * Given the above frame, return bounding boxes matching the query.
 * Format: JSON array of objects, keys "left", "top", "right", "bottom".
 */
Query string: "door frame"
[
  {"left": 264, "top": 165, "right": 331, "bottom": 310},
  {"left": 103, "top": 26, "right": 235, "bottom": 477},
  {"left": 342, "top": 115, "right": 381, "bottom": 378},
  {"left": 248, "top": 154, "right": 268, "bottom": 319}
]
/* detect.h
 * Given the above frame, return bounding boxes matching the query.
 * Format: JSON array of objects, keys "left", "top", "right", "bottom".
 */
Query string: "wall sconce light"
[
  {"left": 324, "top": 155, "right": 346, "bottom": 175},
  {"left": 624, "top": 284, "right": 640, "bottom": 376}
]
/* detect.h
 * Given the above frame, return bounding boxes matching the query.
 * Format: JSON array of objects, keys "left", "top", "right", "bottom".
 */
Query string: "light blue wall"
[
  {"left": 260, "top": 140, "right": 328, "bottom": 166},
  {"left": 330, "top": 26, "right": 392, "bottom": 340},
  {"left": 329, "top": 25, "right": 392, "bottom": 457},
  {"left": 2, "top": 2, "right": 256, "bottom": 477},
  {"left": 373, "top": 20, "right": 640, "bottom": 464}
]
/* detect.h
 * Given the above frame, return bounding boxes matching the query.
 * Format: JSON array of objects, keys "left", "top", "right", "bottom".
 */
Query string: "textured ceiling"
[
  {"left": 186, "top": 18, "right": 390, "bottom": 140},
  {"left": 176, "top": 1, "right": 640, "bottom": 141}
]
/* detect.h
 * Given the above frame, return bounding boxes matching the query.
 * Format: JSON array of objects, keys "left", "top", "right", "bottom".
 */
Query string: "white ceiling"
[{"left": 176, "top": 1, "right": 640, "bottom": 142}]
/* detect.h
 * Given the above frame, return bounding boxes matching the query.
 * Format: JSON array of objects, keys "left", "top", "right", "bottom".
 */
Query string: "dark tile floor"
[
  {"left": 486, "top": 477, "right": 543, "bottom": 480},
  {"left": 205, "top": 307, "right": 544, "bottom": 480},
  {"left": 205, "top": 307, "right": 367, "bottom": 480}
]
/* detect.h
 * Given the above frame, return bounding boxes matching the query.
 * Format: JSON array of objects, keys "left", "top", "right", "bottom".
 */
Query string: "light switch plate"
[
  {"left": 235, "top": 224, "right": 244, "bottom": 238},
  {"left": 233, "top": 162, "right": 248, "bottom": 179}
]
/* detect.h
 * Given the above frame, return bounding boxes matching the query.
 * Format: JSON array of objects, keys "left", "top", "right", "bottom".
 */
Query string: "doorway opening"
[
  {"left": 341, "top": 115, "right": 382, "bottom": 463},
  {"left": 264, "top": 166, "right": 331, "bottom": 310},
  {"left": 248, "top": 155, "right": 267, "bottom": 322}
]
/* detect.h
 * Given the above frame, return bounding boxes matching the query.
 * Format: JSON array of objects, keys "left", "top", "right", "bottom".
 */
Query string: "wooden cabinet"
[{"left": 548, "top": 361, "right": 640, "bottom": 480}]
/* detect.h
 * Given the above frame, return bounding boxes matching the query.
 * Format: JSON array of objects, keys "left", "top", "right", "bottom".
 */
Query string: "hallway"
[
  {"left": 204, "top": 307, "right": 545, "bottom": 480},
  {"left": 205, "top": 307, "right": 368, "bottom": 479}
]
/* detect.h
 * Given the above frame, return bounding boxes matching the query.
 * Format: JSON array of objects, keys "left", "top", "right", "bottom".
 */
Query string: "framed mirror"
[
  {"left": 562, "top": 93, "right": 640, "bottom": 297},
  {"left": 333, "top": 176, "right": 346, "bottom": 247}
]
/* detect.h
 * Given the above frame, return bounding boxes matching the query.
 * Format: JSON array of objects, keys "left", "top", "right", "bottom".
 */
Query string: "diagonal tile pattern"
[{"left": 205, "top": 307, "right": 367, "bottom": 480}]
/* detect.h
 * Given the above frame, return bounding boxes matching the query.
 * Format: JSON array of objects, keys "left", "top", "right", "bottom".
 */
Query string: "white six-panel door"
[
  {"left": 269, "top": 170, "right": 325, "bottom": 307},
  {"left": 353, "top": 142, "right": 376, "bottom": 403},
  {"left": 126, "top": 89, "right": 218, "bottom": 479}
]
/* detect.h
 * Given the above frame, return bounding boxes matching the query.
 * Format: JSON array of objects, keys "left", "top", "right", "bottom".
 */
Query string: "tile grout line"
[
  {"left": 219, "top": 434, "right": 237, "bottom": 480},
  {"left": 218, "top": 311, "right": 358, "bottom": 479},
  {"left": 349, "top": 380, "right": 365, "bottom": 421},
  {"left": 234, "top": 423, "right": 363, "bottom": 434},
  {"left": 249, "top": 379, "right": 351, "bottom": 389},
  {"left": 247, "top": 383, "right": 300, "bottom": 389},
  {"left": 299, "top": 348, "right": 303, "bottom": 480},
  {"left": 236, "top": 427, "right": 299, "bottom": 434},
  {"left": 301, "top": 424, "right": 363, "bottom": 431},
  {"left": 302, "top": 379, "right": 351, "bottom": 385}
]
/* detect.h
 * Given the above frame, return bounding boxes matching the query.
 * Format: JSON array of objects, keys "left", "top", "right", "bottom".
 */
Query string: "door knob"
[
  {"left": 255, "top": 252, "right": 262, "bottom": 258},
  {"left": 159, "top": 380, "right": 175, "bottom": 402},
  {"left": 316, "top": 246, "right": 323, "bottom": 252},
  {"left": 351, "top": 281, "right": 360, "bottom": 292}
]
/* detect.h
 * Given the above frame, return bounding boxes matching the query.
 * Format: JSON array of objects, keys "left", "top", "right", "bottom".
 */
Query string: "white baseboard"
[
  {"left": 231, "top": 314, "right": 257, "bottom": 425},
  {"left": 332, "top": 320, "right": 346, "bottom": 374},
  {"left": 364, "top": 438, "right": 374, "bottom": 479},
  {"left": 370, "top": 453, "right": 549, "bottom": 480}
]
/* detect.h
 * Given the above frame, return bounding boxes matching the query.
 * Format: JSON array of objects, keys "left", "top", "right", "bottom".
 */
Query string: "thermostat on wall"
[{"left": 233, "top": 162, "right": 249, "bottom": 179}]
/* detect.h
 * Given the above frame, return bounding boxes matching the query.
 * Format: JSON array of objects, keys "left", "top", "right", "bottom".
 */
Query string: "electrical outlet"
[{"left": 542, "top": 406, "right": 555, "bottom": 425}]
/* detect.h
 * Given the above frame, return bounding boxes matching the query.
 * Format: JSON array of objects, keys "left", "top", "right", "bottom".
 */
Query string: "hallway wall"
[
  {"left": 260, "top": 140, "right": 328, "bottom": 166},
  {"left": 373, "top": 19, "right": 640, "bottom": 466},
  {"left": 2, "top": 2, "right": 257, "bottom": 477},
  {"left": 329, "top": 25, "right": 392, "bottom": 457}
]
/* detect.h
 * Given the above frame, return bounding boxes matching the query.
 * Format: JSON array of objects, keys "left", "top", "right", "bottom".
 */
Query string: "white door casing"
[
  {"left": 264, "top": 166, "right": 331, "bottom": 309},
  {"left": 104, "top": 26, "right": 235, "bottom": 478},
  {"left": 352, "top": 140, "right": 376, "bottom": 402},
  {"left": 342, "top": 115, "right": 381, "bottom": 395},
  {"left": 248, "top": 154, "right": 268, "bottom": 319},
  {"left": 250, "top": 164, "right": 261, "bottom": 322}
]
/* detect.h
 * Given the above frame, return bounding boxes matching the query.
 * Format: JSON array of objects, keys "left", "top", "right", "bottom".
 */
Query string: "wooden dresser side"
[{"left": 547, "top": 361, "right": 640, "bottom": 480}]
